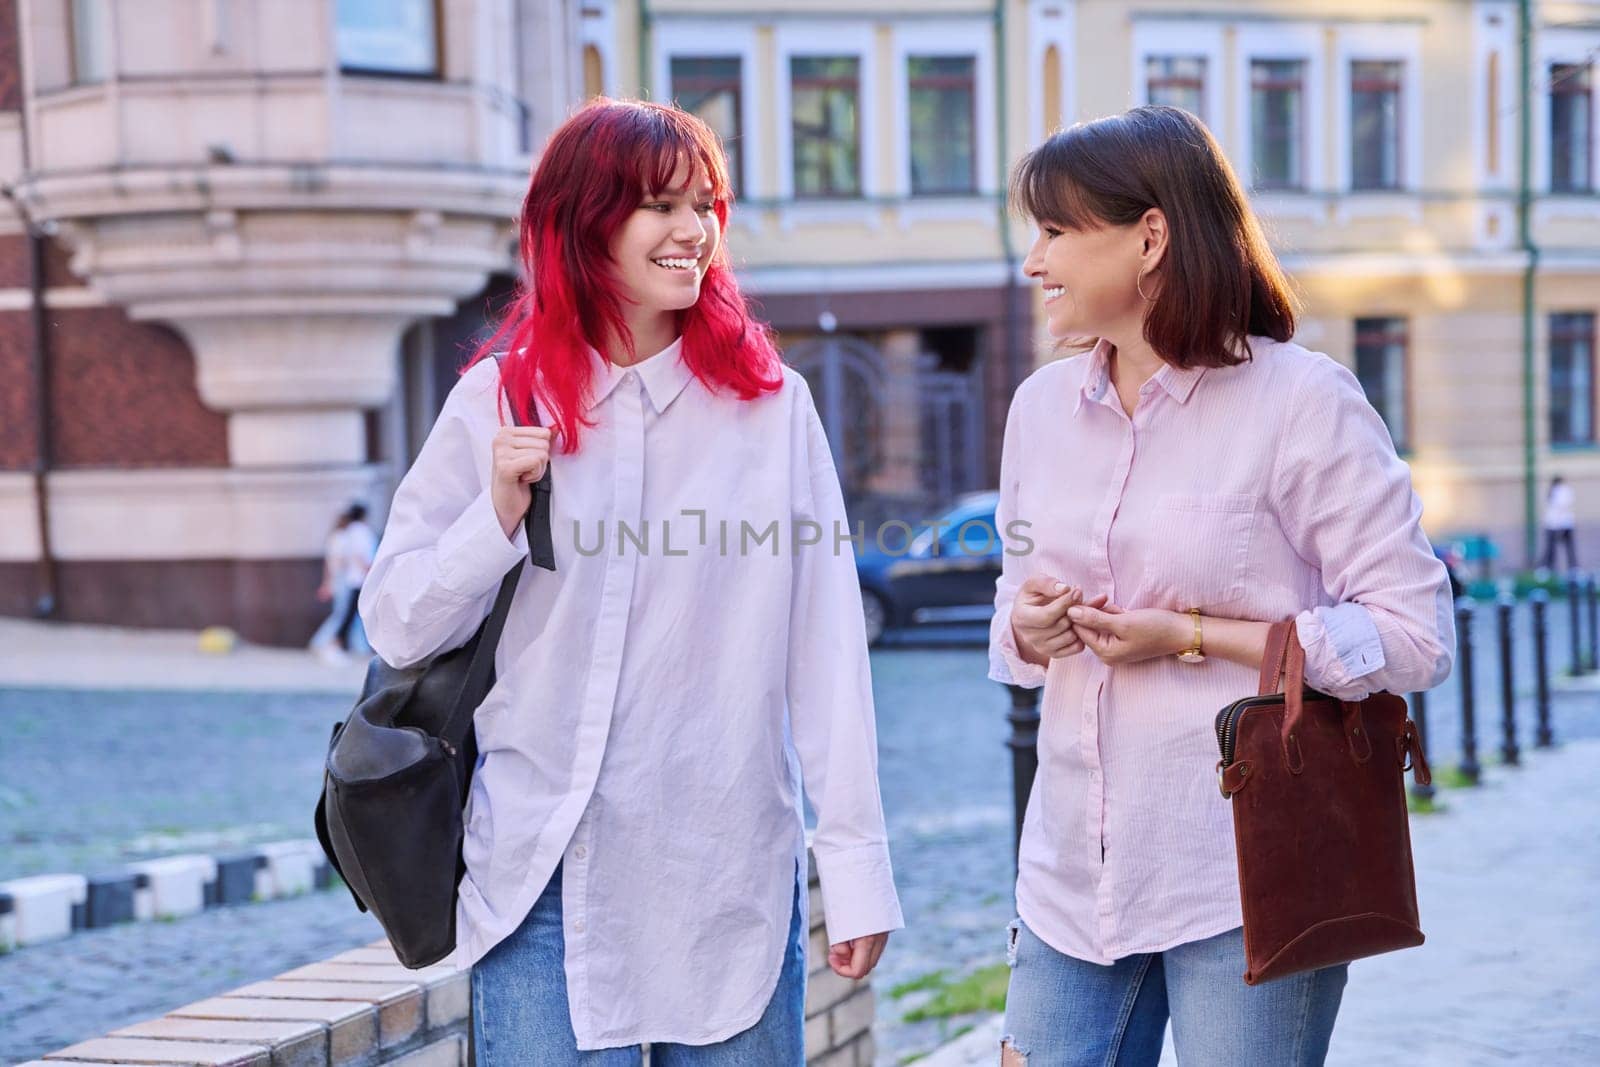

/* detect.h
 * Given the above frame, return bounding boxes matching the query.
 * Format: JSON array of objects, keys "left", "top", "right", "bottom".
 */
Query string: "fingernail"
[
  {"left": 1067, "top": 607, "right": 1082, "bottom": 621},
  {"left": 1052, "top": 582, "right": 1067, "bottom": 595}
]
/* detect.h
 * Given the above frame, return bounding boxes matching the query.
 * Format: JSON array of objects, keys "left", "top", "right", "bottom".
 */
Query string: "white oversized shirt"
[{"left": 359, "top": 340, "right": 903, "bottom": 1049}]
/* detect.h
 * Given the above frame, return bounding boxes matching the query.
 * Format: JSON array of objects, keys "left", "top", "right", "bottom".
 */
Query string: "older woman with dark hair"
[{"left": 989, "top": 106, "right": 1454, "bottom": 1065}]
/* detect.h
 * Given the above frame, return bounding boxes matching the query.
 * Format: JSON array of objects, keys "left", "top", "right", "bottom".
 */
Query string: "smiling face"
[
  {"left": 1020, "top": 216, "right": 1149, "bottom": 341},
  {"left": 608, "top": 161, "right": 722, "bottom": 325}
]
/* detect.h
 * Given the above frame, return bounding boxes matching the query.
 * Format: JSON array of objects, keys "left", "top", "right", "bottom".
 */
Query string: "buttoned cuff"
[
  {"left": 989, "top": 616, "right": 1047, "bottom": 689},
  {"left": 813, "top": 841, "right": 904, "bottom": 947},
  {"left": 1296, "top": 602, "right": 1386, "bottom": 699},
  {"left": 435, "top": 488, "right": 529, "bottom": 600}
]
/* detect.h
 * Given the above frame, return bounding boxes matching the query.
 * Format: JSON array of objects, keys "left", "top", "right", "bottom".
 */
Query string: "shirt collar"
[
  {"left": 1072, "top": 338, "right": 1206, "bottom": 414},
  {"left": 584, "top": 337, "right": 693, "bottom": 414}
]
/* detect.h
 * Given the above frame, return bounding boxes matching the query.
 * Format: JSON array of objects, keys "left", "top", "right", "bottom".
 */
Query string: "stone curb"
[
  {"left": 19, "top": 852, "right": 879, "bottom": 1066},
  {"left": 0, "top": 839, "right": 332, "bottom": 952}
]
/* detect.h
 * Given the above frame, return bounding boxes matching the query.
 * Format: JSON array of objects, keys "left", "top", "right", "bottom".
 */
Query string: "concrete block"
[
  {"left": 170, "top": 996, "right": 378, "bottom": 1065},
  {"left": 425, "top": 972, "right": 470, "bottom": 1028},
  {"left": 804, "top": 1008, "right": 830, "bottom": 1058},
  {"left": 210, "top": 852, "right": 264, "bottom": 906},
  {"left": 111, "top": 1018, "right": 325, "bottom": 1067},
  {"left": 0, "top": 891, "right": 14, "bottom": 952},
  {"left": 803, "top": 964, "right": 858, "bottom": 1019},
  {"left": 84, "top": 871, "right": 137, "bottom": 928},
  {"left": 227, "top": 979, "right": 422, "bottom": 1050},
  {"left": 253, "top": 840, "right": 320, "bottom": 900},
  {"left": 0, "top": 873, "right": 87, "bottom": 946},
  {"left": 850, "top": 1032, "right": 875, "bottom": 1066},
  {"left": 828, "top": 988, "right": 875, "bottom": 1045},
  {"left": 46, "top": 1036, "right": 271, "bottom": 1065},
  {"left": 130, "top": 854, "right": 218, "bottom": 920},
  {"left": 386, "top": 1034, "right": 465, "bottom": 1067},
  {"left": 808, "top": 922, "right": 831, "bottom": 972}
]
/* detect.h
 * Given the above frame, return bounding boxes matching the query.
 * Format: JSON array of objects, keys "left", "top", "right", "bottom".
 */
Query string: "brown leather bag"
[{"left": 1215, "top": 619, "right": 1433, "bottom": 985}]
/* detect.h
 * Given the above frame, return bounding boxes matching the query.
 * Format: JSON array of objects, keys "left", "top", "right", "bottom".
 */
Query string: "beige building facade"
[{"left": 596, "top": 0, "right": 1600, "bottom": 566}]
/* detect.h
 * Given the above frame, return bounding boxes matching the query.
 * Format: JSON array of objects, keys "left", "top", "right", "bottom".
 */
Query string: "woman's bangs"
[
  {"left": 639, "top": 115, "right": 731, "bottom": 203},
  {"left": 1010, "top": 138, "right": 1097, "bottom": 231}
]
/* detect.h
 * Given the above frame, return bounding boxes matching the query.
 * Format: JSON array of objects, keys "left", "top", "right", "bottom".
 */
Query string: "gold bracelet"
[{"left": 1177, "top": 609, "right": 1206, "bottom": 664}]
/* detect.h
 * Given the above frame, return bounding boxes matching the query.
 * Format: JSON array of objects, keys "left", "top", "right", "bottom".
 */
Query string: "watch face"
[{"left": 1178, "top": 651, "right": 1206, "bottom": 664}]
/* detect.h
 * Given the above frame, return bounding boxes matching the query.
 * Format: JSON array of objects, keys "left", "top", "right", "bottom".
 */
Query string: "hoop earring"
[{"left": 1136, "top": 268, "right": 1157, "bottom": 303}]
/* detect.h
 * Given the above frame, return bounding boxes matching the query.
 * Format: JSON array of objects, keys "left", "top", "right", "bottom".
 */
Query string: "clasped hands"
[{"left": 1011, "top": 575, "right": 1191, "bottom": 667}]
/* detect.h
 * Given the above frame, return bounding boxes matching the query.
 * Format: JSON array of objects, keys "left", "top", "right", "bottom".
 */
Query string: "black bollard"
[
  {"left": 1586, "top": 575, "right": 1598, "bottom": 673},
  {"left": 1568, "top": 575, "right": 1584, "bottom": 675},
  {"left": 1532, "top": 590, "right": 1555, "bottom": 748},
  {"left": 1456, "top": 600, "right": 1481, "bottom": 785},
  {"left": 1408, "top": 689, "right": 1435, "bottom": 803},
  {"left": 1005, "top": 683, "right": 1040, "bottom": 871},
  {"left": 1497, "top": 597, "right": 1520, "bottom": 767}
]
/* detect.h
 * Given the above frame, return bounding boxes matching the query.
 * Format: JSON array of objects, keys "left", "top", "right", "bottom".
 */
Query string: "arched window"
[{"left": 1043, "top": 45, "right": 1062, "bottom": 135}]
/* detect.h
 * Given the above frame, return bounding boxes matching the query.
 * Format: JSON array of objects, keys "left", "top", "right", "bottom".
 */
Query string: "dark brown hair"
[{"left": 1009, "top": 105, "right": 1297, "bottom": 368}]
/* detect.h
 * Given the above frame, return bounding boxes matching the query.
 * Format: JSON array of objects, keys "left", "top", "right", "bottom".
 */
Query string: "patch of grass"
[
  {"left": 902, "top": 962, "right": 1010, "bottom": 1022},
  {"left": 889, "top": 969, "right": 949, "bottom": 1000},
  {"left": 1433, "top": 765, "right": 1481, "bottom": 789},
  {"left": 1407, "top": 791, "right": 1446, "bottom": 815},
  {"left": 898, "top": 1054, "right": 929, "bottom": 1065}
]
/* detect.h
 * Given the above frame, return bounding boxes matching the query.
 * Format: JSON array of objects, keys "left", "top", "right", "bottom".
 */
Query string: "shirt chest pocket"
[{"left": 1149, "top": 492, "right": 1257, "bottom": 611}]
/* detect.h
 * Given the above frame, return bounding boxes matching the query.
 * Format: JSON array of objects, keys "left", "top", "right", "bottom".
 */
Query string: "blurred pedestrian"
[
  {"left": 309, "top": 502, "right": 374, "bottom": 663},
  {"left": 1540, "top": 476, "right": 1578, "bottom": 572},
  {"left": 990, "top": 106, "right": 1455, "bottom": 1065},
  {"left": 359, "top": 99, "right": 900, "bottom": 1064}
]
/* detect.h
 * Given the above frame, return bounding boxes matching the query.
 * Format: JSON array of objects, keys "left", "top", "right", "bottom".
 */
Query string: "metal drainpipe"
[
  {"left": 637, "top": 0, "right": 652, "bottom": 97},
  {"left": 995, "top": 0, "right": 1022, "bottom": 400},
  {"left": 1518, "top": 0, "right": 1539, "bottom": 567},
  {"left": 4, "top": 19, "right": 58, "bottom": 617}
]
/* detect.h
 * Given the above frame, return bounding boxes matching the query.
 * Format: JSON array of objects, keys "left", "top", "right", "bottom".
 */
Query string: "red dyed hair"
[{"left": 469, "top": 98, "right": 784, "bottom": 452}]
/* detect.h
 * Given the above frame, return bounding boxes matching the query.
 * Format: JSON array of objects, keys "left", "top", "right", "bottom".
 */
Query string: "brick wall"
[
  {"left": 25, "top": 856, "right": 879, "bottom": 1066},
  {"left": 48, "top": 308, "right": 229, "bottom": 468},
  {"left": 0, "top": 309, "right": 38, "bottom": 468},
  {"left": 0, "top": 0, "right": 20, "bottom": 112}
]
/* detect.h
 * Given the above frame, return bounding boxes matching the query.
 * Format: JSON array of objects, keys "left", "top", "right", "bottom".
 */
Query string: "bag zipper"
[{"left": 1214, "top": 694, "right": 1283, "bottom": 796}]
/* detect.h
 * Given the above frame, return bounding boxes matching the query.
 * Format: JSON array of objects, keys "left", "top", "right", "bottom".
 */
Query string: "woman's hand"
[
  {"left": 1011, "top": 576, "right": 1107, "bottom": 664},
  {"left": 1066, "top": 603, "right": 1189, "bottom": 666},
  {"left": 490, "top": 425, "right": 553, "bottom": 538},
  {"left": 829, "top": 931, "right": 889, "bottom": 980}
]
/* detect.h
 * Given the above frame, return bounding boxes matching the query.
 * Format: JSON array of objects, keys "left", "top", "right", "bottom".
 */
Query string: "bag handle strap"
[
  {"left": 440, "top": 365, "right": 555, "bottom": 747},
  {"left": 1258, "top": 619, "right": 1296, "bottom": 696}
]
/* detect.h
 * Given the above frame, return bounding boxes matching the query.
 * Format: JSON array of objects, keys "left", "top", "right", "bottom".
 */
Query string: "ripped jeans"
[{"left": 1001, "top": 918, "right": 1347, "bottom": 1066}]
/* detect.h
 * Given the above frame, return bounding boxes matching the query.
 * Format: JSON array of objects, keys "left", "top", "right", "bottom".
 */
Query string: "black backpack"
[{"left": 313, "top": 389, "right": 554, "bottom": 968}]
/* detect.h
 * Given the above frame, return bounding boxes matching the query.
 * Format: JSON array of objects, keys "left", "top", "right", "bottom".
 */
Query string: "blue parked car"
[{"left": 855, "top": 491, "right": 1004, "bottom": 646}]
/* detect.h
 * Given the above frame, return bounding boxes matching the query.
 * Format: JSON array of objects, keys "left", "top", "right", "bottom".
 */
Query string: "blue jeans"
[
  {"left": 1002, "top": 919, "right": 1347, "bottom": 1066},
  {"left": 471, "top": 865, "right": 807, "bottom": 1065}
]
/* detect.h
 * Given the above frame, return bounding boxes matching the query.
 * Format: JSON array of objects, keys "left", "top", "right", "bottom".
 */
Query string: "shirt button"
[
  {"left": 574, "top": 845, "right": 588, "bottom": 860},
  {"left": 573, "top": 918, "right": 586, "bottom": 933}
]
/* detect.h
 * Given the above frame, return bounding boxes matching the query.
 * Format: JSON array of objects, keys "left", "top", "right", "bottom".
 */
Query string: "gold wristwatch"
[{"left": 1176, "top": 609, "right": 1206, "bottom": 664}]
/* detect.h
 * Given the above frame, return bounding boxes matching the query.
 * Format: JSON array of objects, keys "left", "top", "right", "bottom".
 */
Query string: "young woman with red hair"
[{"left": 360, "top": 99, "right": 901, "bottom": 1064}]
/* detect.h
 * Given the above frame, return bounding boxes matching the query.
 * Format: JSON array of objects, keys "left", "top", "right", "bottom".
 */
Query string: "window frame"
[
  {"left": 1349, "top": 59, "right": 1405, "bottom": 191},
  {"left": 775, "top": 22, "right": 879, "bottom": 204},
  {"left": 906, "top": 54, "right": 979, "bottom": 197},
  {"left": 670, "top": 55, "right": 747, "bottom": 197},
  {"left": 1145, "top": 55, "right": 1208, "bottom": 122},
  {"left": 788, "top": 54, "right": 865, "bottom": 201},
  {"left": 1550, "top": 311, "right": 1599, "bottom": 448},
  {"left": 1549, "top": 62, "right": 1595, "bottom": 194},
  {"left": 1353, "top": 316, "right": 1412, "bottom": 454},
  {"left": 335, "top": 0, "right": 445, "bottom": 81},
  {"left": 1250, "top": 58, "right": 1310, "bottom": 192}
]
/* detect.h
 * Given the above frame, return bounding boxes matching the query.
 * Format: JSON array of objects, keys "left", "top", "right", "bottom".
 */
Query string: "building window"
[
  {"left": 1551, "top": 63, "right": 1594, "bottom": 192},
  {"left": 336, "top": 0, "right": 440, "bottom": 77},
  {"left": 1043, "top": 45, "right": 1062, "bottom": 135},
  {"left": 1551, "top": 312, "right": 1597, "bottom": 445},
  {"left": 1251, "top": 59, "right": 1307, "bottom": 189},
  {"left": 71, "top": 0, "right": 111, "bottom": 83},
  {"left": 672, "top": 57, "right": 744, "bottom": 196},
  {"left": 584, "top": 45, "right": 604, "bottom": 99},
  {"left": 1147, "top": 56, "right": 1206, "bottom": 121},
  {"left": 1354, "top": 317, "right": 1409, "bottom": 451},
  {"left": 1487, "top": 51, "right": 1501, "bottom": 175},
  {"left": 1351, "top": 60, "right": 1403, "bottom": 190},
  {"left": 908, "top": 56, "right": 977, "bottom": 195},
  {"left": 792, "top": 56, "right": 862, "bottom": 198}
]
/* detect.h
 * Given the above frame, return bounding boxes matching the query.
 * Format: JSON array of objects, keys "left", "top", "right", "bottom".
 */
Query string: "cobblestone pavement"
[
  {"left": 925, "top": 736, "right": 1600, "bottom": 1067},
  {"left": 2, "top": 617, "right": 1597, "bottom": 1066}
]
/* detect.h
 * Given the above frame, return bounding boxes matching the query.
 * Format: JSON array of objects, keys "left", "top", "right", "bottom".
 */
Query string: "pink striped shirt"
[{"left": 989, "top": 336, "right": 1455, "bottom": 964}]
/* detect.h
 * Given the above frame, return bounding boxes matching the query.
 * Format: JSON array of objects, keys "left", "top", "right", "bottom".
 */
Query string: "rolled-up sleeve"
[
  {"left": 360, "top": 361, "right": 528, "bottom": 670},
  {"left": 786, "top": 384, "right": 904, "bottom": 948},
  {"left": 989, "top": 387, "right": 1048, "bottom": 689},
  {"left": 1272, "top": 357, "right": 1456, "bottom": 699}
]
